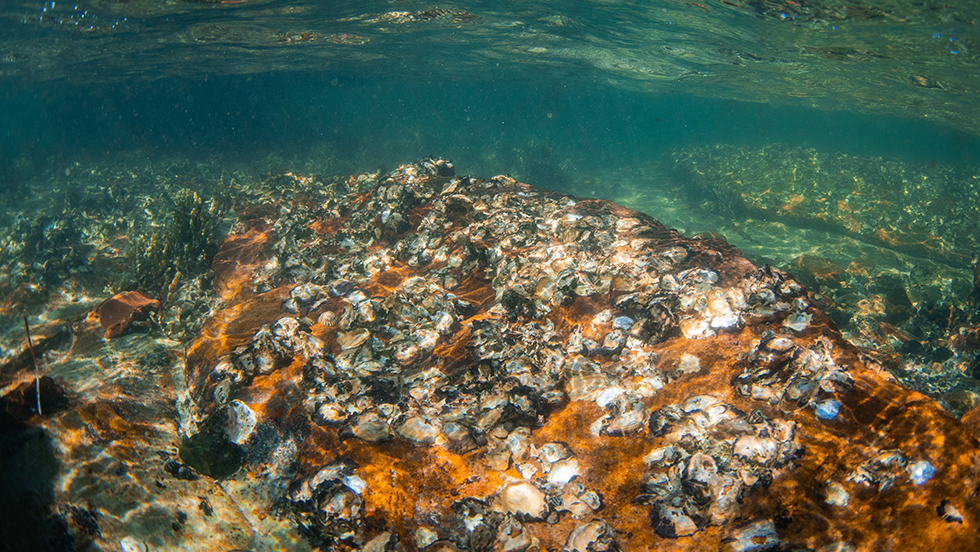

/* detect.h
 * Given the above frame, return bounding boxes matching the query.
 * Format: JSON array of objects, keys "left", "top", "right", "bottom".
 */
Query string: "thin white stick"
[{"left": 23, "top": 316, "right": 42, "bottom": 416}]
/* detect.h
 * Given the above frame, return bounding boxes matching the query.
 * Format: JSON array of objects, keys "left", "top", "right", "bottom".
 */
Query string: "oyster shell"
[
  {"left": 564, "top": 520, "right": 616, "bottom": 552},
  {"left": 497, "top": 481, "right": 549, "bottom": 520}
]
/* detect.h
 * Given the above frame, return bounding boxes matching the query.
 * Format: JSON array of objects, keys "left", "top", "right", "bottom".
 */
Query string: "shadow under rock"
[{"left": 0, "top": 378, "right": 91, "bottom": 552}]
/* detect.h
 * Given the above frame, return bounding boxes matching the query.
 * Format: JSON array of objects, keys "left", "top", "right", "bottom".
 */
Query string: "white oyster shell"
[
  {"left": 226, "top": 399, "right": 257, "bottom": 445},
  {"left": 498, "top": 480, "right": 548, "bottom": 519},
  {"left": 825, "top": 481, "right": 849, "bottom": 507},
  {"left": 733, "top": 436, "right": 779, "bottom": 464}
]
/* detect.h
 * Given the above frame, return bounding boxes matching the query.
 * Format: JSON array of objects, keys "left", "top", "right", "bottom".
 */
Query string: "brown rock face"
[
  {"left": 183, "top": 159, "right": 980, "bottom": 551},
  {"left": 93, "top": 291, "right": 160, "bottom": 338}
]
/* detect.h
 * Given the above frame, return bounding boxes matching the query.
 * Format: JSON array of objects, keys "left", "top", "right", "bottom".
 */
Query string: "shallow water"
[{"left": 2, "top": 0, "right": 980, "bottom": 550}]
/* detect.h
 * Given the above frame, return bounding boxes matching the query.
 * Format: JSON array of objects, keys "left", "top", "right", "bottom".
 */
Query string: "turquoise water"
[
  {"left": 2, "top": 0, "right": 979, "bottom": 355},
  {"left": 3, "top": 0, "right": 980, "bottom": 179},
  {"left": 3, "top": 76, "right": 979, "bottom": 193}
]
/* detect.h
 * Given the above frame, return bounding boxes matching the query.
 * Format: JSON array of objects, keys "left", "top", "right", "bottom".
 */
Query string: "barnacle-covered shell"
[
  {"left": 564, "top": 520, "right": 616, "bottom": 552},
  {"left": 721, "top": 520, "right": 780, "bottom": 552}
]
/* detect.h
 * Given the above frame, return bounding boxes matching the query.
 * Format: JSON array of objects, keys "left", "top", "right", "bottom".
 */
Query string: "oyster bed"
[
  {"left": 2, "top": 158, "right": 980, "bottom": 551},
  {"left": 667, "top": 144, "right": 980, "bottom": 415}
]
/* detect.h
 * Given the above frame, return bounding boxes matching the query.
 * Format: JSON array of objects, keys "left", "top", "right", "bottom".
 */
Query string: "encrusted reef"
[
  {"left": 172, "top": 158, "right": 980, "bottom": 551},
  {"left": 666, "top": 145, "right": 980, "bottom": 416}
]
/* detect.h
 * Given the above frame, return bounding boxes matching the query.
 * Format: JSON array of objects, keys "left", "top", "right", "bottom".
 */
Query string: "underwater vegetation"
[
  {"left": 669, "top": 144, "right": 980, "bottom": 267},
  {"left": 132, "top": 188, "right": 229, "bottom": 296},
  {"left": 0, "top": 206, "right": 86, "bottom": 309}
]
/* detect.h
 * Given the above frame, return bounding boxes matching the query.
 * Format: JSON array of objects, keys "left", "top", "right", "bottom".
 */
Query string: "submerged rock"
[
  {"left": 178, "top": 411, "right": 243, "bottom": 479},
  {"left": 4, "top": 158, "right": 980, "bottom": 552},
  {"left": 178, "top": 158, "right": 980, "bottom": 551},
  {"left": 669, "top": 144, "right": 980, "bottom": 267},
  {"left": 90, "top": 290, "right": 160, "bottom": 339}
]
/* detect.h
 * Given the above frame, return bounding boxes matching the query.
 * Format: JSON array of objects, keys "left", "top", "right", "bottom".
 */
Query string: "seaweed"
[{"left": 132, "top": 189, "right": 229, "bottom": 296}]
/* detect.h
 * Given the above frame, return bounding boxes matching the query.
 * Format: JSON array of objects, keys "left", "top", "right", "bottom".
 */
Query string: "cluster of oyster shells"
[
  {"left": 287, "top": 449, "right": 611, "bottom": 552},
  {"left": 638, "top": 395, "right": 800, "bottom": 537},
  {"left": 198, "top": 158, "right": 812, "bottom": 547},
  {"left": 489, "top": 439, "right": 603, "bottom": 521},
  {"left": 182, "top": 158, "right": 976, "bottom": 551},
  {"left": 736, "top": 333, "right": 854, "bottom": 418},
  {"left": 212, "top": 315, "right": 329, "bottom": 390},
  {"left": 287, "top": 460, "right": 368, "bottom": 543}
]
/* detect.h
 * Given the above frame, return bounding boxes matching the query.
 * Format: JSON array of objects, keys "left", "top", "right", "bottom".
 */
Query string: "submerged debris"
[{"left": 89, "top": 291, "right": 161, "bottom": 339}]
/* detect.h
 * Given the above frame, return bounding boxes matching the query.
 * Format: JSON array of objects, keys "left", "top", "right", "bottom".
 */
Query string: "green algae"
[{"left": 132, "top": 189, "right": 229, "bottom": 296}]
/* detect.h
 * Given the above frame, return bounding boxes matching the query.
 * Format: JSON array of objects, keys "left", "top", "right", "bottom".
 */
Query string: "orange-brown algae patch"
[
  {"left": 776, "top": 374, "right": 980, "bottom": 552},
  {"left": 75, "top": 400, "right": 162, "bottom": 444},
  {"left": 311, "top": 218, "right": 343, "bottom": 235},
  {"left": 212, "top": 222, "right": 276, "bottom": 303},
  {"left": 294, "top": 427, "right": 509, "bottom": 545},
  {"left": 236, "top": 356, "right": 308, "bottom": 422},
  {"left": 534, "top": 400, "right": 663, "bottom": 549},
  {"left": 781, "top": 194, "right": 806, "bottom": 215},
  {"left": 362, "top": 264, "right": 416, "bottom": 298},
  {"left": 448, "top": 273, "right": 496, "bottom": 308},
  {"left": 186, "top": 285, "right": 292, "bottom": 374},
  {"left": 433, "top": 328, "right": 475, "bottom": 374}
]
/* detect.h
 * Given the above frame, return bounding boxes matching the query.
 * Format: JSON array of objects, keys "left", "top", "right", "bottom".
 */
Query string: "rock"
[
  {"left": 91, "top": 291, "right": 160, "bottom": 338},
  {"left": 791, "top": 255, "right": 843, "bottom": 289},
  {"left": 0, "top": 375, "right": 69, "bottom": 420},
  {"left": 8, "top": 158, "right": 980, "bottom": 552},
  {"left": 179, "top": 159, "right": 980, "bottom": 551},
  {"left": 178, "top": 411, "right": 242, "bottom": 479}
]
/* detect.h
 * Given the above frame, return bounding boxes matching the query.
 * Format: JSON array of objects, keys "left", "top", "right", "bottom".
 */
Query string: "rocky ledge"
[{"left": 2, "top": 158, "right": 979, "bottom": 552}]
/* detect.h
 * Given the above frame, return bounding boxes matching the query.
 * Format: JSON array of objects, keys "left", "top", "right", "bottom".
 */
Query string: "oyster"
[
  {"left": 497, "top": 481, "right": 549, "bottom": 520},
  {"left": 720, "top": 520, "right": 780, "bottom": 552},
  {"left": 825, "top": 481, "right": 850, "bottom": 507},
  {"left": 564, "top": 520, "right": 616, "bottom": 552}
]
